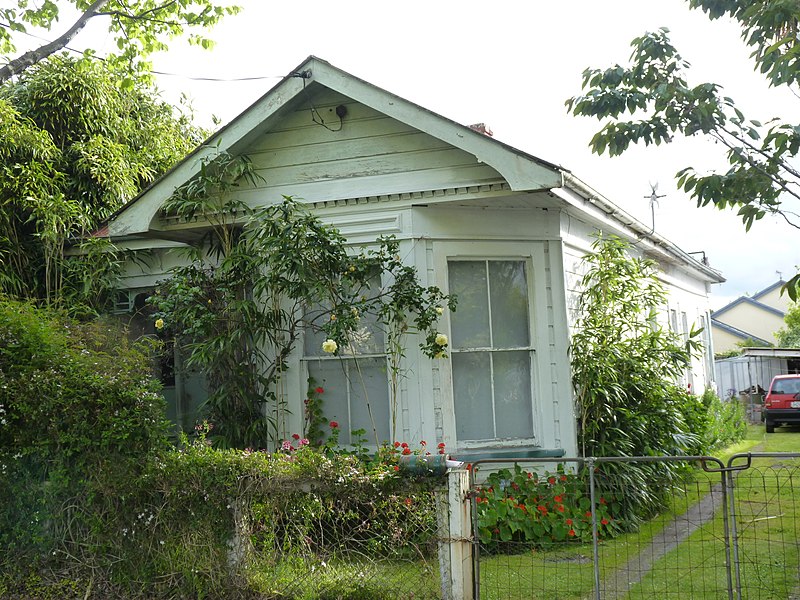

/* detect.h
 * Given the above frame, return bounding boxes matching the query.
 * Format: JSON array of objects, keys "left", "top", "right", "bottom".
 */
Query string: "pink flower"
[
  {"left": 299, "top": 438, "right": 309, "bottom": 446},
  {"left": 281, "top": 440, "right": 292, "bottom": 451}
]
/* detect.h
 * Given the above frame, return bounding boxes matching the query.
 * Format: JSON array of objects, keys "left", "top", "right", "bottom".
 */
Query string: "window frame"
[
  {"left": 300, "top": 272, "right": 393, "bottom": 447},
  {"left": 434, "top": 241, "right": 545, "bottom": 451}
]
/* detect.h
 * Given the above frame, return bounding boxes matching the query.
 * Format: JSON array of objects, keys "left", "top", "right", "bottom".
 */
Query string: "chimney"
[{"left": 469, "top": 122, "right": 493, "bottom": 137}]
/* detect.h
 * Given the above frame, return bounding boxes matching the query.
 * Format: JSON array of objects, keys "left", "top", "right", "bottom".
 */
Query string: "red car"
[{"left": 764, "top": 374, "right": 800, "bottom": 433}]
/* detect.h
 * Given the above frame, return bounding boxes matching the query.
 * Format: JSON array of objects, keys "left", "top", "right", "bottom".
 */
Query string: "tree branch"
[{"left": 0, "top": 0, "right": 111, "bottom": 84}]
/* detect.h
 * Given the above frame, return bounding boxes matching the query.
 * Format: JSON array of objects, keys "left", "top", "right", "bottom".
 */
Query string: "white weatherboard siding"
[{"left": 560, "top": 211, "right": 717, "bottom": 391}]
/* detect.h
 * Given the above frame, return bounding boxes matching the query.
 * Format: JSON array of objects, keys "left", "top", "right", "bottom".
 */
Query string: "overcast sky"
[{"left": 17, "top": 0, "right": 800, "bottom": 308}]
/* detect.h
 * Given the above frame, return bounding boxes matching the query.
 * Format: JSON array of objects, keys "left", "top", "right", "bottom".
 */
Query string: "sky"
[{"left": 12, "top": 0, "right": 800, "bottom": 308}]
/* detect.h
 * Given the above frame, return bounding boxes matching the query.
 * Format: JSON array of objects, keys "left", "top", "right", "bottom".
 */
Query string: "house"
[
  {"left": 711, "top": 280, "right": 790, "bottom": 353},
  {"left": 107, "top": 56, "right": 723, "bottom": 459}
]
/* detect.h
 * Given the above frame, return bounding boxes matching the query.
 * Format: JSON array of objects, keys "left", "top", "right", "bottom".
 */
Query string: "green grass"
[{"left": 479, "top": 425, "right": 800, "bottom": 600}]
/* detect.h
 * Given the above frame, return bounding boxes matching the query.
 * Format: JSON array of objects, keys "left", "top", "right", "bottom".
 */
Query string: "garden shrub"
[
  {"left": 0, "top": 297, "right": 170, "bottom": 578},
  {"left": 698, "top": 386, "right": 747, "bottom": 451},
  {"left": 476, "top": 464, "right": 620, "bottom": 549},
  {"left": 571, "top": 236, "right": 701, "bottom": 527}
]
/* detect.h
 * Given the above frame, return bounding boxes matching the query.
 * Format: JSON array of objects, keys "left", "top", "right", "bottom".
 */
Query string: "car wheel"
[{"left": 766, "top": 422, "right": 775, "bottom": 433}]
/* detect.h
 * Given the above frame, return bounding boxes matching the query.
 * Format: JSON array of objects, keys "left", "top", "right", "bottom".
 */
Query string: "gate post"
[{"left": 437, "top": 467, "right": 473, "bottom": 600}]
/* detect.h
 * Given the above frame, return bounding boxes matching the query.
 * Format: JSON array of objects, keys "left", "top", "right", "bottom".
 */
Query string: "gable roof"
[
  {"left": 105, "top": 55, "right": 723, "bottom": 284},
  {"left": 712, "top": 290, "right": 786, "bottom": 319},
  {"left": 752, "top": 279, "right": 787, "bottom": 301}
]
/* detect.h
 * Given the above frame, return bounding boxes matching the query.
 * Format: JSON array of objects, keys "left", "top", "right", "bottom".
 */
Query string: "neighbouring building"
[{"left": 711, "top": 280, "right": 790, "bottom": 353}]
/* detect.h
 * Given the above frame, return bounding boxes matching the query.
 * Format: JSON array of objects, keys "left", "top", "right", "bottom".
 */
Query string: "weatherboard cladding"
[{"left": 240, "top": 89, "right": 507, "bottom": 206}]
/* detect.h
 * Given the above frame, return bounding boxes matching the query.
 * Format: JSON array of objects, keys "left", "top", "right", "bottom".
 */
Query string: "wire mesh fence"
[
  {"left": 241, "top": 476, "right": 450, "bottom": 599},
  {"left": 470, "top": 454, "right": 800, "bottom": 600}
]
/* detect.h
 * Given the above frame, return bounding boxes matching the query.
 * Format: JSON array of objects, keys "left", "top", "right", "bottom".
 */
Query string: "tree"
[
  {"left": 0, "top": 54, "right": 204, "bottom": 307},
  {"left": 0, "top": 0, "right": 240, "bottom": 84},
  {"left": 566, "top": 1, "right": 800, "bottom": 298},
  {"left": 776, "top": 301, "right": 800, "bottom": 347},
  {"left": 571, "top": 235, "right": 700, "bottom": 524}
]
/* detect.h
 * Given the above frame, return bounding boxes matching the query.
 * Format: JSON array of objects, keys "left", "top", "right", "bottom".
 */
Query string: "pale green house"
[{"left": 107, "top": 56, "right": 724, "bottom": 459}]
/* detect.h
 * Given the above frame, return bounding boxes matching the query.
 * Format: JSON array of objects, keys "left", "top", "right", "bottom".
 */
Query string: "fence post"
[{"left": 437, "top": 467, "right": 473, "bottom": 600}]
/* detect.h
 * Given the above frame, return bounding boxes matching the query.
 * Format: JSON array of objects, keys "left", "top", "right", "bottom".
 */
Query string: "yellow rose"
[
  {"left": 435, "top": 307, "right": 444, "bottom": 315},
  {"left": 435, "top": 333, "right": 448, "bottom": 346},
  {"left": 322, "top": 339, "right": 338, "bottom": 354},
  {"left": 154, "top": 318, "right": 165, "bottom": 330}
]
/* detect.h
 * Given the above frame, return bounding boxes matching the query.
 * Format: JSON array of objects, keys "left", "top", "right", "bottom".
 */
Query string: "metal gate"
[{"left": 469, "top": 453, "right": 800, "bottom": 599}]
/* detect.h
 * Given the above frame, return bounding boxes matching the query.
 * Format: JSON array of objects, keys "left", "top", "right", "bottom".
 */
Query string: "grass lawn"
[{"left": 479, "top": 425, "right": 800, "bottom": 600}]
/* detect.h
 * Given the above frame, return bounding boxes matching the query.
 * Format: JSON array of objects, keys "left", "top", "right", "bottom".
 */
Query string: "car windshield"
[{"left": 771, "top": 378, "right": 800, "bottom": 395}]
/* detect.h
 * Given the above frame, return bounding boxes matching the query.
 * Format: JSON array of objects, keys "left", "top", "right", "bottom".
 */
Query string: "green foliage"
[
  {"left": 2, "top": 411, "right": 443, "bottom": 599},
  {"left": 566, "top": 1, "right": 800, "bottom": 298},
  {"left": 570, "top": 235, "right": 700, "bottom": 524},
  {"left": 152, "top": 161, "right": 454, "bottom": 449},
  {"left": 476, "top": 465, "right": 620, "bottom": 549},
  {"left": 775, "top": 300, "right": 800, "bottom": 347},
  {"left": 699, "top": 387, "right": 747, "bottom": 451},
  {"left": 0, "top": 0, "right": 241, "bottom": 83},
  {"left": 0, "top": 296, "right": 171, "bottom": 576},
  {"left": 0, "top": 55, "right": 203, "bottom": 308}
]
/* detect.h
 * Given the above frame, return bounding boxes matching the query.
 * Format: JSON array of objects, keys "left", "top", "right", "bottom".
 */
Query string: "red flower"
[
  {"left": 437, "top": 442, "right": 446, "bottom": 449},
  {"left": 438, "top": 449, "right": 446, "bottom": 455},
  {"left": 420, "top": 440, "right": 427, "bottom": 446},
  {"left": 401, "top": 442, "right": 408, "bottom": 448},
  {"left": 292, "top": 433, "right": 300, "bottom": 440},
  {"left": 492, "top": 528, "right": 500, "bottom": 534},
  {"left": 568, "top": 529, "right": 576, "bottom": 537},
  {"left": 601, "top": 518, "right": 609, "bottom": 525},
  {"left": 404, "top": 497, "right": 412, "bottom": 506},
  {"left": 556, "top": 504, "right": 565, "bottom": 513},
  {"left": 511, "top": 482, "right": 519, "bottom": 491},
  {"left": 394, "top": 441, "right": 401, "bottom": 448},
  {"left": 548, "top": 476, "right": 556, "bottom": 485},
  {"left": 554, "top": 495, "right": 563, "bottom": 503},
  {"left": 560, "top": 475, "right": 568, "bottom": 482},
  {"left": 537, "top": 505, "right": 548, "bottom": 514},
  {"left": 329, "top": 421, "right": 339, "bottom": 429},
  {"left": 315, "top": 387, "right": 324, "bottom": 394},
  {"left": 402, "top": 447, "right": 411, "bottom": 455},
  {"left": 585, "top": 511, "right": 592, "bottom": 518},
  {"left": 393, "top": 465, "right": 400, "bottom": 471},
  {"left": 566, "top": 518, "right": 573, "bottom": 526},
  {"left": 527, "top": 472, "right": 533, "bottom": 479},
  {"left": 599, "top": 497, "right": 607, "bottom": 505}
]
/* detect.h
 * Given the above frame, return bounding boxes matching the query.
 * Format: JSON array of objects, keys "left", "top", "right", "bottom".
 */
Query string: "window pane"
[
  {"left": 348, "top": 357, "right": 390, "bottom": 444},
  {"left": 307, "top": 358, "right": 389, "bottom": 445},
  {"left": 493, "top": 351, "right": 533, "bottom": 439},
  {"left": 304, "top": 276, "right": 385, "bottom": 356},
  {"left": 307, "top": 360, "right": 350, "bottom": 440},
  {"left": 453, "top": 351, "right": 493, "bottom": 440},
  {"left": 448, "top": 262, "right": 490, "bottom": 349},
  {"left": 489, "top": 261, "right": 529, "bottom": 348}
]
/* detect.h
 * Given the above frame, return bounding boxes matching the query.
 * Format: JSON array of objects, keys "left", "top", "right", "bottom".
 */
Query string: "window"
[
  {"left": 447, "top": 260, "right": 534, "bottom": 442},
  {"left": 302, "top": 277, "right": 391, "bottom": 445}
]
